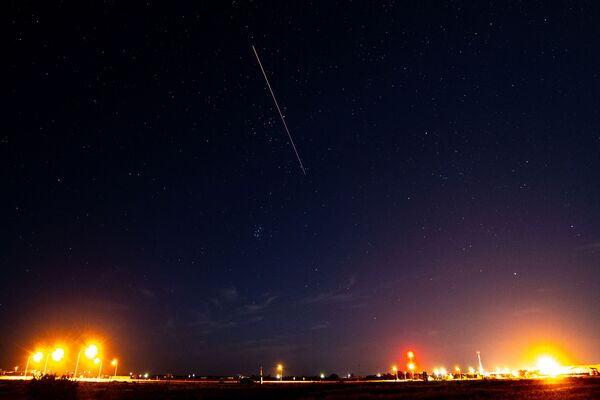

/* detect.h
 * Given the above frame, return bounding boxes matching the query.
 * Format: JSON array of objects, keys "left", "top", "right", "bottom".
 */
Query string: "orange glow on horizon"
[{"left": 522, "top": 343, "right": 572, "bottom": 369}]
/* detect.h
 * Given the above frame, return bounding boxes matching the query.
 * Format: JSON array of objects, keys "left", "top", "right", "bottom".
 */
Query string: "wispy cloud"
[
  {"left": 188, "top": 310, "right": 237, "bottom": 330},
  {"left": 299, "top": 290, "right": 357, "bottom": 305},
  {"left": 310, "top": 322, "right": 330, "bottom": 330},
  {"left": 184, "top": 289, "right": 278, "bottom": 335},
  {"left": 576, "top": 242, "right": 600, "bottom": 253},
  {"left": 242, "top": 295, "right": 277, "bottom": 314},
  {"left": 298, "top": 274, "right": 366, "bottom": 306}
]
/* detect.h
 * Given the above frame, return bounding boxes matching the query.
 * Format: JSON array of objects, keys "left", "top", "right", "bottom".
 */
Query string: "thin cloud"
[{"left": 576, "top": 242, "right": 600, "bottom": 253}]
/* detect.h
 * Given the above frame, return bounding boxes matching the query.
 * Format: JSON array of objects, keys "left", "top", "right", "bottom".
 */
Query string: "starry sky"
[{"left": 3, "top": 1, "right": 600, "bottom": 376}]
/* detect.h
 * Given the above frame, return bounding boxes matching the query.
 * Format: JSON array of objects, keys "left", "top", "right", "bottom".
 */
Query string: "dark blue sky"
[{"left": 3, "top": 1, "right": 600, "bottom": 376}]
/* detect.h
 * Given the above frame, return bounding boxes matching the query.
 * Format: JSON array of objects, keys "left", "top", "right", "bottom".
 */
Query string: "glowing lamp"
[
  {"left": 33, "top": 352, "right": 44, "bottom": 363},
  {"left": 85, "top": 345, "right": 99, "bottom": 359},
  {"left": 536, "top": 356, "right": 562, "bottom": 377},
  {"left": 52, "top": 348, "right": 64, "bottom": 362}
]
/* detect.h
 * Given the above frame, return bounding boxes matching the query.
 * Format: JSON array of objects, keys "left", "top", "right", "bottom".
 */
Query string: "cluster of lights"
[
  {"left": 22, "top": 343, "right": 119, "bottom": 379},
  {"left": 429, "top": 355, "right": 571, "bottom": 380}
]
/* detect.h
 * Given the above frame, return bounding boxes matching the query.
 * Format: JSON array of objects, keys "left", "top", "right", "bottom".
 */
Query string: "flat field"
[{"left": 1, "top": 377, "right": 599, "bottom": 400}]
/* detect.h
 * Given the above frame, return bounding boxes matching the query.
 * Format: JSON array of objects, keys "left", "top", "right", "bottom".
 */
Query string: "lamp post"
[
  {"left": 455, "top": 366, "right": 461, "bottom": 379},
  {"left": 408, "top": 363, "right": 415, "bottom": 380},
  {"left": 24, "top": 356, "right": 30, "bottom": 378},
  {"left": 111, "top": 359, "right": 118, "bottom": 379},
  {"left": 44, "top": 348, "right": 64, "bottom": 375},
  {"left": 74, "top": 344, "right": 98, "bottom": 379},
  {"left": 24, "top": 352, "right": 44, "bottom": 378},
  {"left": 392, "top": 365, "right": 398, "bottom": 381},
  {"left": 94, "top": 358, "right": 103, "bottom": 379},
  {"left": 277, "top": 364, "right": 283, "bottom": 381},
  {"left": 407, "top": 351, "right": 415, "bottom": 380}
]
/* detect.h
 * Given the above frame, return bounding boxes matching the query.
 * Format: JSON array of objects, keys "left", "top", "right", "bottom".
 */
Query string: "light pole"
[
  {"left": 477, "top": 351, "right": 484, "bottom": 376},
  {"left": 44, "top": 348, "right": 64, "bottom": 375},
  {"left": 392, "top": 365, "right": 398, "bottom": 381},
  {"left": 455, "top": 366, "right": 461, "bottom": 379},
  {"left": 277, "top": 364, "right": 283, "bottom": 381},
  {"left": 94, "top": 358, "right": 103, "bottom": 379},
  {"left": 111, "top": 359, "right": 118, "bottom": 379},
  {"left": 74, "top": 344, "right": 98, "bottom": 379},
  {"left": 407, "top": 351, "right": 415, "bottom": 380},
  {"left": 24, "top": 352, "right": 44, "bottom": 378},
  {"left": 408, "top": 363, "right": 415, "bottom": 380},
  {"left": 24, "top": 356, "right": 30, "bottom": 378}
]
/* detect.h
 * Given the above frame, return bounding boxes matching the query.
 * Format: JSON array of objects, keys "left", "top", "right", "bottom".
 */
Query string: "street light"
[
  {"left": 407, "top": 351, "right": 415, "bottom": 380},
  {"left": 94, "top": 358, "right": 103, "bottom": 379},
  {"left": 24, "top": 351, "right": 44, "bottom": 378},
  {"left": 111, "top": 359, "right": 118, "bottom": 378},
  {"left": 277, "top": 364, "right": 283, "bottom": 381},
  {"left": 74, "top": 344, "right": 99, "bottom": 379},
  {"left": 43, "top": 347, "right": 65, "bottom": 375},
  {"left": 392, "top": 365, "right": 398, "bottom": 381},
  {"left": 455, "top": 366, "right": 461, "bottom": 379},
  {"left": 408, "top": 363, "right": 415, "bottom": 380}
]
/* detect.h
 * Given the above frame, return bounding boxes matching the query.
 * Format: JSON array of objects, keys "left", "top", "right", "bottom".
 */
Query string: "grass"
[{"left": 0, "top": 377, "right": 598, "bottom": 400}]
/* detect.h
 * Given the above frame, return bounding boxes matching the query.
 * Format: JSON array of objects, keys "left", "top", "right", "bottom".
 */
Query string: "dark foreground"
[{"left": 1, "top": 378, "right": 600, "bottom": 400}]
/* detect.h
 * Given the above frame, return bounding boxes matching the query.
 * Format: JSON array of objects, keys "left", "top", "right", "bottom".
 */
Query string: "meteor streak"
[{"left": 252, "top": 45, "right": 307, "bottom": 175}]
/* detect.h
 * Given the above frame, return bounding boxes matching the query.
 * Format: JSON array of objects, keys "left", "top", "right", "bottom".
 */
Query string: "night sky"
[{"left": 3, "top": 1, "right": 600, "bottom": 376}]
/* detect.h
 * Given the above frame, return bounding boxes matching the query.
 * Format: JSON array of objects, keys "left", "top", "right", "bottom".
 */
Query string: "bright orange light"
[
  {"left": 523, "top": 343, "right": 571, "bottom": 368},
  {"left": 407, "top": 351, "right": 414, "bottom": 359},
  {"left": 392, "top": 365, "right": 397, "bottom": 371},
  {"left": 277, "top": 364, "right": 283, "bottom": 371},
  {"left": 51, "top": 348, "right": 64, "bottom": 362},
  {"left": 33, "top": 352, "right": 44, "bottom": 363},
  {"left": 455, "top": 366, "right": 460, "bottom": 372},
  {"left": 408, "top": 363, "right": 415, "bottom": 371},
  {"left": 111, "top": 359, "right": 118, "bottom": 366},
  {"left": 85, "top": 345, "right": 99, "bottom": 359},
  {"left": 536, "top": 356, "right": 562, "bottom": 377},
  {"left": 94, "top": 358, "right": 100, "bottom": 365}
]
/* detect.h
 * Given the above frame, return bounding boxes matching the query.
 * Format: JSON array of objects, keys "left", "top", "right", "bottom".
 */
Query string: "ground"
[{"left": 1, "top": 378, "right": 599, "bottom": 400}]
